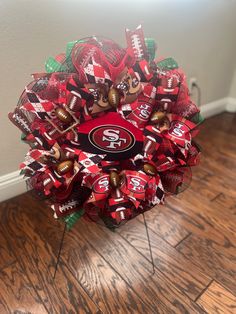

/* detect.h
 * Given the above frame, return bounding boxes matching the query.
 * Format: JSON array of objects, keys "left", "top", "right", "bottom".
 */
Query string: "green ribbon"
[
  {"left": 21, "top": 133, "right": 27, "bottom": 142},
  {"left": 66, "top": 40, "right": 78, "bottom": 58},
  {"left": 157, "top": 57, "right": 178, "bottom": 70},
  {"left": 190, "top": 112, "right": 204, "bottom": 125},
  {"left": 63, "top": 208, "right": 84, "bottom": 230},
  {"left": 45, "top": 39, "right": 87, "bottom": 73},
  {"left": 45, "top": 57, "right": 63, "bottom": 73},
  {"left": 145, "top": 38, "right": 156, "bottom": 61}
]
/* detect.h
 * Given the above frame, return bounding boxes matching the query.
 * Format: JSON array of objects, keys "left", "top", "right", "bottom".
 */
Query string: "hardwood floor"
[{"left": 0, "top": 112, "right": 236, "bottom": 313}]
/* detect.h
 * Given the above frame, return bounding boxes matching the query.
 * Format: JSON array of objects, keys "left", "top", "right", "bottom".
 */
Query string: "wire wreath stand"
[{"left": 52, "top": 212, "right": 155, "bottom": 281}]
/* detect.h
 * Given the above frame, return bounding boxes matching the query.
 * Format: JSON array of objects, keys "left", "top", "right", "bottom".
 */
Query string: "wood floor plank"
[
  {"left": 197, "top": 281, "right": 236, "bottom": 314},
  {"left": 0, "top": 200, "right": 101, "bottom": 314},
  {"left": 136, "top": 206, "right": 190, "bottom": 247},
  {"left": 116, "top": 215, "right": 211, "bottom": 300},
  {"left": 166, "top": 193, "right": 236, "bottom": 246},
  {"left": 191, "top": 165, "right": 214, "bottom": 181},
  {"left": 212, "top": 194, "right": 236, "bottom": 214},
  {"left": 1, "top": 195, "right": 153, "bottom": 313},
  {"left": 2, "top": 197, "right": 151, "bottom": 313},
  {"left": 2, "top": 194, "right": 206, "bottom": 313},
  {"left": 0, "top": 261, "right": 48, "bottom": 314},
  {"left": 197, "top": 152, "right": 236, "bottom": 186},
  {"left": 0, "top": 228, "right": 15, "bottom": 271},
  {"left": 189, "top": 176, "right": 236, "bottom": 211},
  {"left": 62, "top": 227, "right": 153, "bottom": 314},
  {"left": 54, "top": 261, "right": 102, "bottom": 314},
  {"left": 177, "top": 190, "right": 236, "bottom": 240},
  {"left": 176, "top": 233, "right": 236, "bottom": 295},
  {"left": 199, "top": 113, "right": 236, "bottom": 137},
  {"left": 196, "top": 116, "right": 236, "bottom": 183},
  {"left": 189, "top": 177, "right": 217, "bottom": 201},
  {"left": 10, "top": 192, "right": 64, "bottom": 254},
  {"left": 199, "top": 130, "right": 236, "bottom": 153},
  {"left": 201, "top": 172, "right": 236, "bottom": 201},
  {"left": 190, "top": 168, "right": 236, "bottom": 213},
  {"left": 198, "top": 114, "right": 236, "bottom": 149},
  {"left": 192, "top": 162, "right": 234, "bottom": 191},
  {"left": 67, "top": 219, "right": 206, "bottom": 313},
  {"left": 0, "top": 201, "right": 18, "bottom": 270}
]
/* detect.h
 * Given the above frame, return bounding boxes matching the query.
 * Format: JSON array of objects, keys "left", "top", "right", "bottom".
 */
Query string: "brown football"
[
  {"left": 109, "top": 171, "right": 120, "bottom": 188},
  {"left": 143, "top": 163, "right": 157, "bottom": 176},
  {"left": 159, "top": 119, "right": 170, "bottom": 132},
  {"left": 55, "top": 108, "right": 73, "bottom": 124},
  {"left": 150, "top": 111, "right": 166, "bottom": 124},
  {"left": 56, "top": 160, "right": 73, "bottom": 175},
  {"left": 108, "top": 88, "right": 120, "bottom": 107}
]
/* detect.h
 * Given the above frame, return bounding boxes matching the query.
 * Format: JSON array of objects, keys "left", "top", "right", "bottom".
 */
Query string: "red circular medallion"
[{"left": 89, "top": 125, "right": 135, "bottom": 153}]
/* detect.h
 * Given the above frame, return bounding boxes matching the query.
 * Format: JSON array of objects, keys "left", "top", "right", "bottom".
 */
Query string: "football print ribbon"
[{"left": 9, "top": 25, "right": 202, "bottom": 228}]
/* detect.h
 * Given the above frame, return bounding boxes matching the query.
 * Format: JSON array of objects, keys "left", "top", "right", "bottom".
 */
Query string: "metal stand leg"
[
  {"left": 142, "top": 213, "right": 155, "bottom": 275},
  {"left": 52, "top": 223, "right": 66, "bottom": 281}
]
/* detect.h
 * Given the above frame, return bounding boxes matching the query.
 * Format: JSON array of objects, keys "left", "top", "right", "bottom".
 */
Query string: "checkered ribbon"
[
  {"left": 78, "top": 151, "right": 105, "bottom": 174},
  {"left": 21, "top": 89, "right": 55, "bottom": 120},
  {"left": 9, "top": 25, "right": 202, "bottom": 228},
  {"left": 71, "top": 38, "right": 134, "bottom": 83},
  {"left": 20, "top": 149, "right": 50, "bottom": 175}
]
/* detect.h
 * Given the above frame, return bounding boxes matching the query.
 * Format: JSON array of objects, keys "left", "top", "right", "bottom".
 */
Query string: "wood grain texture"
[
  {"left": 2, "top": 194, "right": 153, "bottom": 313},
  {"left": 0, "top": 261, "right": 48, "bottom": 314},
  {"left": 195, "top": 113, "right": 236, "bottom": 188},
  {"left": 0, "top": 201, "right": 101, "bottom": 314},
  {"left": 166, "top": 193, "right": 236, "bottom": 246},
  {"left": 117, "top": 216, "right": 211, "bottom": 300},
  {"left": 62, "top": 224, "right": 153, "bottom": 314},
  {"left": 54, "top": 261, "right": 102, "bottom": 314},
  {"left": 176, "top": 233, "right": 236, "bottom": 295},
  {"left": 180, "top": 189, "right": 236, "bottom": 239},
  {"left": 7, "top": 192, "right": 64, "bottom": 255},
  {"left": 190, "top": 173, "right": 236, "bottom": 209},
  {"left": 136, "top": 206, "right": 190, "bottom": 246},
  {"left": 67, "top": 219, "right": 205, "bottom": 313},
  {"left": 0, "top": 229, "right": 15, "bottom": 271},
  {"left": 197, "top": 281, "right": 236, "bottom": 314}
]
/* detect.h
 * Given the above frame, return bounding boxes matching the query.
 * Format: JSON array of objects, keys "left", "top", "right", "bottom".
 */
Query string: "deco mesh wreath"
[{"left": 9, "top": 26, "right": 203, "bottom": 229}]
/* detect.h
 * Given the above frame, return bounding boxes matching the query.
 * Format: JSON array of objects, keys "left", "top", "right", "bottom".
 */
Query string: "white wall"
[
  {"left": 1, "top": 0, "right": 236, "bottom": 176},
  {"left": 230, "top": 68, "right": 236, "bottom": 98}
]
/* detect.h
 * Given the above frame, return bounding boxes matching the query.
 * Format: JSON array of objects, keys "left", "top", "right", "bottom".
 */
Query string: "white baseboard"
[
  {"left": 0, "top": 97, "right": 235, "bottom": 202},
  {"left": 200, "top": 97, "right": 236, "bottom": 118},
  {"left": 226, "top": 97, "right": 236, "bottom": 113},
  {"left": 0, "top": 170, "right": 27, "bottom": 202}
]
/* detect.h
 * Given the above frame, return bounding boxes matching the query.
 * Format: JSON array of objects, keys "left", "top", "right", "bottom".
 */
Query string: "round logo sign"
[{"left": 89, "top": 125, "right": 135, "bottom": 153}]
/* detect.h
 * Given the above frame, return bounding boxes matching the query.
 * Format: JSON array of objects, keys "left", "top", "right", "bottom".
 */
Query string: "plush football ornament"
[{"left": 9, "top": 25, "right": 203, "bottom": 229}]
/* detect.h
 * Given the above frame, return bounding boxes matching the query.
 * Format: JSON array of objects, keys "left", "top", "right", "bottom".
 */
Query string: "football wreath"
[{"left": 9, "top": 25, "right": 203, "bottom": 229}]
